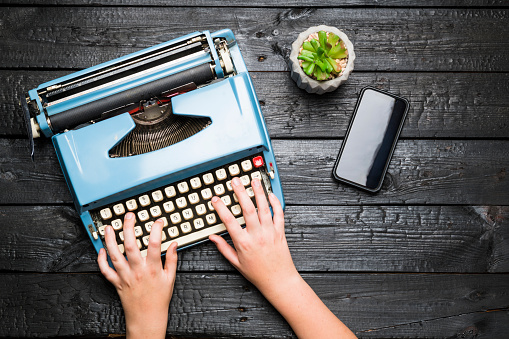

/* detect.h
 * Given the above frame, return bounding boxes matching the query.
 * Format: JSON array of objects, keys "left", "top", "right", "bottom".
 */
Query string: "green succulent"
[{"left": 298, "top": 30, "right": 348, "bottom": 81}]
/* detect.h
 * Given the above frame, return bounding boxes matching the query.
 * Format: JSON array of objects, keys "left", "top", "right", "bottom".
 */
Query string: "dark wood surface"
[{"left": 1, "top": 1, "right": 508, "bottom": 338}]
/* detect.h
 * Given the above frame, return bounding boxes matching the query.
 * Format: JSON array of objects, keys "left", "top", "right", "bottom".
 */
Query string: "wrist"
[{"left": 257, "top": 269, "right": 304, "bottom": 304}]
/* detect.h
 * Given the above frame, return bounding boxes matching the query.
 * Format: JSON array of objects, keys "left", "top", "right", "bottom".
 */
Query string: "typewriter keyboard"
[{"left": 90, "top": 154, "right": 273, "bottom": 257}]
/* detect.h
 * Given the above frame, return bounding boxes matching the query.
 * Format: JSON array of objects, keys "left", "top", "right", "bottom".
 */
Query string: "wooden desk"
[{"left": 1, "top": 1, "right": 508, "bottom": 338}]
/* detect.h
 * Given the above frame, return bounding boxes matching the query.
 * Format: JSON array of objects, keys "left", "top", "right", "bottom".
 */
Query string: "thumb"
[{"left": 209, "top": 234, "right": 240, "bottom": 269}]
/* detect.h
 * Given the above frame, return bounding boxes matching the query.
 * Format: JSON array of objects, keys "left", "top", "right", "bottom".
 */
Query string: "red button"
[{"left": 253, "top": 156, "right": 264, "bottom": 168}]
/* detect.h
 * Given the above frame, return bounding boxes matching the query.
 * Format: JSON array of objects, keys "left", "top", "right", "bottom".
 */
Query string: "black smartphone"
[{"left": 332, "top": 86, "right": 409, "bottom": 192}]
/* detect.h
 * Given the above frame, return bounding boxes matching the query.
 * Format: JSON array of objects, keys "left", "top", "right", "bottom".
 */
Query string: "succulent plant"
[{"left": 297, "top": 30, "right": 348, "bottom": 81}]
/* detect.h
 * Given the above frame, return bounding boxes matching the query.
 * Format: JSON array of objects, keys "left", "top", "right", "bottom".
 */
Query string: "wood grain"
[
  {"left": 1, "top": 205, "right": 507, "bottom": 273},
  {"left": 4, "top": 70, "right": 509, "bottom": 138},
  {"left": 1, "top": 0, "right": 506, "bottom": 7},
  {"left": 1, "top": 139, "right": 508, "bottom": 205},
  {"left": 0, "top": 7, "right": 507, "bottom": 71},
  {"left": 0, "top": 272, "right": 507, "bottom": 338}
]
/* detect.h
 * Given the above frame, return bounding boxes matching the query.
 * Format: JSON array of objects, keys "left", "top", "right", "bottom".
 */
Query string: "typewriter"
[{"left": 20, "top": 29, "right": 284, "bottom": 258}]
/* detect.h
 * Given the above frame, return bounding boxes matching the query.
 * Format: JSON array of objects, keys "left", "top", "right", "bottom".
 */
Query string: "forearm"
[{"left": 260, "top": 274, "right": 357, "bottom": 339}]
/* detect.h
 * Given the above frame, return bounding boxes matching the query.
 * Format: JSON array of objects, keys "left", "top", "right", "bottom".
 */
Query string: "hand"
[
  {"left": 209, "top": 177, "right": 300, "bottom": 298},
  {"left": 97, "top": 213, "right": 178, "bottom": 339}
]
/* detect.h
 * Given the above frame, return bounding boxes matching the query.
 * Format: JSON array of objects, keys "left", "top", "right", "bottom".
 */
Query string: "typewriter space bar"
[{"left": 141, "top": 217, "right": 245, "bottom": 256}]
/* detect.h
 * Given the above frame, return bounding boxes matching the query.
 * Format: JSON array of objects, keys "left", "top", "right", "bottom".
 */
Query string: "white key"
[
  {"left": 226, "top": 180, "right": 233, "bottom": 191},
  {"left": 251, "top": 171, "right": 262, "bottom": 181},
  {"left": 160, "top": 217, "right": 168, "bottom": 227},
  {"left": 196, "top": 204, "right": 207, "bottom": 215},
  {"left": 216, "top": 168, "right": 227, "bottom": 181},
  {"left": 138, "top": 210, "right": 149, "bottom": 222},
  {"left": 246, "top": 187, "right": 255, "bottom": 197},
  {"left": 142, "top": 235, "right": 150, "bottom": 246},
  {"left": 231, "top": 204, "right": 242, "bottom": 216},
  {"left": 206, "top": 213, "right": 217, "bottom": 225},
  {"left": 139, "top": 195, "right": 151, "bottom": 207},
  {"left": 170, "top": 212, "right": 181, "bottom": 224},
  {"left": 134, "top": 226, "right": 143, "bottom": 237},
  {"left": 190, "top": 177, "right": 202, "bottom": 189},
  {"left": 240, "top": 175, "right": 250, "bottom": 186},
  {"left": 182, "top": 208, "right": 194, "bottom": 220},
  {"left": 165, "top": 186, "right": 176, "bottom": 198},
  {"left": 168, "top": 226, "right": 179, "bottom": 238},
  {"left": 98, "top": 225, "right": 106, "bottom": 236},
  {"left": 221, "top": 195, "right": 231, "bottom": 206},
  {"left": 214, "top": 184, "right": 225, "bottom": 195},
  {"left": 201, "top": 188, "right": 213, "bottom": 200},
  {"left": 118, "top": 244, "right": 125, "bottom": 254},
  {"left": 228, "top": 164, "right": 240, "bottom": 176},
  {"left": 113, "top": 204, "right": 125, "bottom": 215},
  {"left": 194, "top": 218, "right": 205, "bottom": 229},
  {"left": 176, "top": 197, "right": 187, "bottom": 209},
  {"left": 203, "top": 173, "right": 214, "bottom": 185},
  {"left": 126, "top": 199, "right": 137, "bottom": 211},
  {"left": 151, "top": 190, "right": 164, "bottom": 202},
  {"left": 181, "top": 222, "right": 192, "bottom": 233},
  {"left": 161, "top": 230, "right": 167, "bottom": 241},
  {"left": 119, "top": 231, "right": 124, "bottom": 241},
  {"left": 233, "top": 193, "right": 239, "bottom": 202},
  {"left": 241, "top": 160, "right": 252, "bottom": 172},
  {"left": 150, "top": 206, "right": 162, "bottom": 218},
  {"left": 177, "top": 181, "right": 189, "bottom": 194},
  {"left": 188, "top": 193, "right": 200, "bottom": 205},
  {"left": 208, "top": 201, "right": 215, "bottom": 211},
  {"left": 145, "top": 221, "right": 154, "bottom": 232},
  {"left": 111, "top": 219, "right": 123, "bottom": 230},
  {"left": 163, "top": 201, "right": 175, "bottom": 213},
  {"left": 137, "top": 239, "right": 142, "bottom": 249},
  {"left": 100, "top": 208, "right": 112, "bottom": 220}
]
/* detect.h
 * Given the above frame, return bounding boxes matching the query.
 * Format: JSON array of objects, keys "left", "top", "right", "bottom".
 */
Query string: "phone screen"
[{"left": 333, "top": 87, "right": 408, "bottom": 192}]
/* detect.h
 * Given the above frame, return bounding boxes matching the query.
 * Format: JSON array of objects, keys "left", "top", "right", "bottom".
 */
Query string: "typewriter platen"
[{"left": 21, "top": 29, "right": 284, "bottom": 257}]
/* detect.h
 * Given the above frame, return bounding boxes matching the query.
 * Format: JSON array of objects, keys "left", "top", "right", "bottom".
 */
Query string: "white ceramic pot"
[{"left": 289, "top": 25, "right": 355, "bottom": 94}]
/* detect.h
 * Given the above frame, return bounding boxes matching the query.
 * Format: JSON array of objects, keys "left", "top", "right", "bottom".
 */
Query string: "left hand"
[{"left": 97, "top": 213, "right": 178, "bottom": 339}]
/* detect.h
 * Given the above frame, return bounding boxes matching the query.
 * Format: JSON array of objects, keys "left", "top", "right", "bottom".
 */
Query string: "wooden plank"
[
  {"left": 1, "top": 205, "right": 508, "bottom": 273},
  {"left": 1, "top": 139, "right": 508, "bottom": 205},
  {"left": 2, "top": 0, "right": 506, "bottom": 7},
  {"left": 0, "top": 272, "right": 507, "bottom": 338},
  {"left": 0, "top": 7, "right": 508, "bottom": 72},
  {"left": 4, "top": 70, "right": 509, "bottom": 138}
]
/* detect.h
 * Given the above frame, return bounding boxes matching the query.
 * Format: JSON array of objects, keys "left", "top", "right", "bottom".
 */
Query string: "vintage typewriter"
[{"left": 20, "top": 29, "right": 284, "bottom": 258}]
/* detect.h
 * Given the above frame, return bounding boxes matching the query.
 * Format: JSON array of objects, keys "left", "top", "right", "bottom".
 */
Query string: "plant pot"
[{"left": 289, "top": 25, "right": 355, "bottom": 94}]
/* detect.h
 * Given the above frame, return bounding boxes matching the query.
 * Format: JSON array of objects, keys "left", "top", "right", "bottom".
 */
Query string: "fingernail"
[
  {"left": 173, "top": 244, "right": 177, "bottom": 254},
  {"left": 212, "top": 196, "right": 219, "bottom": 203},
  {"left": 232, "top": 177, "right": 241, "bottom": 186},
  {"left": 126, "top": 212, "right": 134, "bottom": 220},
  {"left": 252, "top": 178, "right": 261, "bottom": 187}
]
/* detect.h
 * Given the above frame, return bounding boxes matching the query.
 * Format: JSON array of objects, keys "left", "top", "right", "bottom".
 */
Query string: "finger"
[
  {"left": 251, "top": 178, "right": 272, "bottom": 226},
  {"left": 211, "top": 196, "right": 245, "bottom": 242},
  {"left": 231, "top": 177, "right": 259, "bottom": 227},
  {"left": 268, "top": 192, "right": 285, "bottom": 234},
  {"left": 209, "top": 234, "right": 241, "bottom": 269},
  {"left": 97, "top": 248, "right": 121, "bottom": 286},
  {"left": 164, "top": 242, "right": 178, "bottom": 277},
  {"left": 122, "top": 212, "right": 143, "bottom": 266},
  {"left": 104, "top": 226, "right": 129, "bottom": 272},
  {"left": 146, "top": 218, "right": 164, "bottom": 266}
]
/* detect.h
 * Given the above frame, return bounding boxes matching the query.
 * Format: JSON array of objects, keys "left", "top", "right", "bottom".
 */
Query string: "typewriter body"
[{"left": 21, "top": 29, "right": 284, "bottom": 257}]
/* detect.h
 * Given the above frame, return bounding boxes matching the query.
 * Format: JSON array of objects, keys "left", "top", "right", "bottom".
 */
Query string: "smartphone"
[{"left": 332, "top": 86, "right": 409, "bottom": 192}]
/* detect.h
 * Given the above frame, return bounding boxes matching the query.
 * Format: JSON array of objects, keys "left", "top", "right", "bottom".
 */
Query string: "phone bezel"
[{"left": 332, "top": 86, "right": 409, "bottom": 192}]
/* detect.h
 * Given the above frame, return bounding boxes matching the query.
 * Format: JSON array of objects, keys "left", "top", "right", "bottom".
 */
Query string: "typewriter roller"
[{"left": 21, "top": 29, "right": 284, "bottom": 259}]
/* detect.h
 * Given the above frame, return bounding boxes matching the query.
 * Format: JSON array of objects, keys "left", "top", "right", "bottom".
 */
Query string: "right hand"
[{"left": 209, "top": 177, "right": 299, "bottom": 296}]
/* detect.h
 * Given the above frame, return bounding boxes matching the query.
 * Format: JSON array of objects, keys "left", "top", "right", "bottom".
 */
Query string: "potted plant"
[{"left": 289, "top": 25, "right": 355, "bottom": 94}]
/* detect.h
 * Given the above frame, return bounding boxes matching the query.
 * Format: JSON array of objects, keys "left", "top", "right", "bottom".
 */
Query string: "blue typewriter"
[{"left": 21, "top": 29, "right": 284, "bottom": 257}]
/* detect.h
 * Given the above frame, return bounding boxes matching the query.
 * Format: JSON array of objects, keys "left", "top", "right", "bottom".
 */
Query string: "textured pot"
[{"left": 289, "top": 25, "right": 355, "bottom": 94}]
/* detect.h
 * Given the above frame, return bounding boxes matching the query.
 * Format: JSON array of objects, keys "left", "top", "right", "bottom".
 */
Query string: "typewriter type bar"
[{"left": 22, "top": 29, "right": 285, "bottom": 259}]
